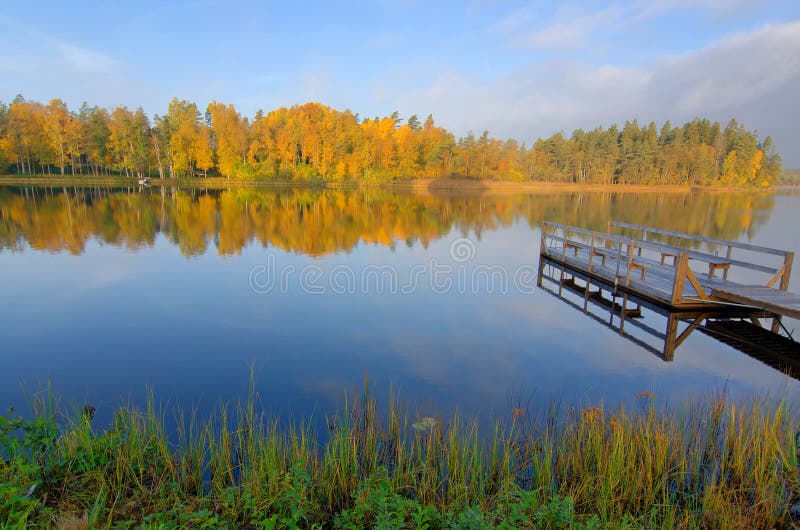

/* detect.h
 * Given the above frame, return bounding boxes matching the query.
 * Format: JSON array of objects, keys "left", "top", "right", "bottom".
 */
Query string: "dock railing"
[
  {"left": 541, "top": 221, "right": 684, "bottom": 303},
  {"left": 539, "top": 220, "right": 795, "bottom": 307},
  {"left": 609, "top": 221, "right": 794, "bottom": 292}
]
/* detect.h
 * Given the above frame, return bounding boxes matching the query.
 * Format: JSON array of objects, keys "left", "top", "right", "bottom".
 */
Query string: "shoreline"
[
  {"left": 0, "top": 175, "right": 790, "bottom": 194},
  {"left": 1, "top": 386, "right": 796, "bottom": 528}
]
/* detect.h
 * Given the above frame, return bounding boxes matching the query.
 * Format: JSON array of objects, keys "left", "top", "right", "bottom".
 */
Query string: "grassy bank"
[{"left": 1, "top": 386, "right": 799, "bottom": 529}]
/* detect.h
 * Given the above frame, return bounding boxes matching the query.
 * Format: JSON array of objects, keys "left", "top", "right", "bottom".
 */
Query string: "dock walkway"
[
  {"left": 537, "top": 258, "right": 800, "bottom": 370},
  {"left": 538, "top": 221, "right": 798, "bottom": 321},
  {"left": 711, "top": 286, "right": 800, "bottom": 320}
]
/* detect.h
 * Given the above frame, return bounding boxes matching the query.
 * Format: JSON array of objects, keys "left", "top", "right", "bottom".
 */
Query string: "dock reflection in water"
[
  {"left": 2, "top": 185, "right": 799, "bottom": 418},
  {"left": 538, "top": 257, "right": 800, "bottom": 378}
]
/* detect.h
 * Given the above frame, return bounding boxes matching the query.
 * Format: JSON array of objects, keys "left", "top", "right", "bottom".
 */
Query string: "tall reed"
[{"left": 1, "top": 385, "right": 798, "bottom": 528}]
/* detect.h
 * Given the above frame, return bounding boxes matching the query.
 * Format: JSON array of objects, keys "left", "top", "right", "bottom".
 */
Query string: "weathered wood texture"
[
  {"left": 540, "top": 221, "right": 799, "bottom": 320},
  {"left": 710, "top": 286, "right": 800, "bottom": 320}
]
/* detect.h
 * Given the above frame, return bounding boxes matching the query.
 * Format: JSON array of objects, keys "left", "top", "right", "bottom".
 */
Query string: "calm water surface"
[{"left": 2, "top": 185, "right": 799, "bottom": 424}]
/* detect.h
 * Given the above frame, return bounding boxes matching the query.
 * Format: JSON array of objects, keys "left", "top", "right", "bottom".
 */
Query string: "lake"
[{"left": 2, "top": 185, "right": 799, "bottom": 425}]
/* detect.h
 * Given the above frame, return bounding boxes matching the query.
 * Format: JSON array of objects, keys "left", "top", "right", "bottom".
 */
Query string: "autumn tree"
[
  {"left": 83, "top": 106, "right": 111, "bottom": 176},
  {"left": 2, "top": 97, "right": 48, "bottom": 174},
  {"left": 207, "top": 101, "right": 249, "bottom": 178},
  {"left": 0, "top": 101, "right": 9, "bottom": 171},
  {"left": 43, "top": 99, "right": 80, "bottom": 175},
  {"left": 163, "top": 98, "right": 210, "bottom": 177},
  {"left": 0, "top": 94, "right": 784, "bottom": 185}
]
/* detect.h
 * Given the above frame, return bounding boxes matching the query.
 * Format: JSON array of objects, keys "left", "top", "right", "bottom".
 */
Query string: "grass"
[
  {"left": 1, "top": 382, "right": 799, "bottom": 529},
  {"left": 0, "top": 174, "right": 749, "bottom": 193}
]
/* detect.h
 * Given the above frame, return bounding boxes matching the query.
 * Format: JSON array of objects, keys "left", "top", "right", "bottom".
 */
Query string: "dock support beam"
[
  {"left": 671, "top": 252, "right": 689, "bottom": 305},
  {"left": 537, "top": 221, "right": 547, "bottom": 287},
  {"left": 780, "top": 252, "right": 794, "bottom": 291}
]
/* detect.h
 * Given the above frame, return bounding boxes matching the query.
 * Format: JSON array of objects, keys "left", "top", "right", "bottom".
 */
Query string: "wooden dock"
[
  {"left": 709, "top": 286, "right": 800, "bottom": 320},
  {"left": 538, "top": 221, "right": 799, "bottom": 328},
  {"left": 538, "top": 259, "right": 800, "bottom": 373}
]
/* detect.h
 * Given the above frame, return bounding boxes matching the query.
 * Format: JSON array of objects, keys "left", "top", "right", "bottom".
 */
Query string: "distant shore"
[{"left": 0, "top": 174, "right": 790, "bottom": 194}]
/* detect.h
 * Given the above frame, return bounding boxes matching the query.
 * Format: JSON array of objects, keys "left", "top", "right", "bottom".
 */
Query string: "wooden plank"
[
  {"left": 557, "top": 221, "right": 779, "bottom": 275},
  {"left": 542, "top": 230, "right": 799, "bottom": 318},
  {"left": 611, "top": 221, "right": 789, "bottom": 256},
  {"left": 672, "top": 253, "right": 689, "bottom": 305},
  {"left": 701, "top": 320, "right": 800, "bottom": 380},
  {"left": 546, "top": 235, "right": 591, "bottom": 249},
  {"left": 684, "top": 268, "right": 710, "bottom": 300},
  {"left": 570, "top": 252, "right": 687, "bottom": 298},
  {"left": 537, "top": 279, "right": 667, "bottom": 359},
  {"left": 544, "top": 222, "right": 596, "bottom": 238},
  {"left": 614, "top": 232, "right": 778, "bottom": 273},
  {"left": 621, "top": 234, "right": 732, "bottom": 265},
  {"left": 539, "top": 220, "right": 546, "bottom": 256},
  {"left": 722, "top": 258, "right": 779, "bottom": 275},
  {"left": 712, "top": 286, "right": 800, "bottom": 320},
  {"left": 545, "top": 250, "right": 674, "bottom": 303},
  {"left": 781, "top": 252, "right": 794, "bottom": 291},
  {"left": 546, "top": 222, "right": 635, "bottom": 248}
]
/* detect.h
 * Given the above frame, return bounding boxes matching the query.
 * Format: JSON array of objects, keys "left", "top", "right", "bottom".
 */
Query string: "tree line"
[{"left": 0, "top": 95, "right": 784, "bottom": 186}]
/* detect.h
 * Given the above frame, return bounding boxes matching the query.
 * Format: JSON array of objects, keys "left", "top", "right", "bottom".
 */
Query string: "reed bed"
[{"left": 1, "top": 384, "right": 799, "bottom": 529}]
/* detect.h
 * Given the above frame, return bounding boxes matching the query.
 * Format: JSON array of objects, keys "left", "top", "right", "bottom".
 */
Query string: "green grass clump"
[{"left": 1, "top": 384, "right": 799, "bottom": 528}]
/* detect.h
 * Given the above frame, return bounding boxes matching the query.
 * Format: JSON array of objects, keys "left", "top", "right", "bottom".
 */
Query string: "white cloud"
[
  {"left": 0, "top": 17, "right": 123, "bottom": 75},
  {"left": 514, "top": 6, "right": 624, "bottom": 48},
  {"left": 394, "top": 20, "right": 800, "bottom": 164},
  {"left": 635, "top": 0, "right": 765, "bottom": 19},
  {"left": 54, "top": 41, "right": 121, "bottom": 73},
  {"left": 0, "top": 19, "right": 160, "bottom": 112},
  {"left": 131, "top": 0, "right": 228, "bottom": 24},
  {"left": 489, "top": 6, "right": 535, "bottom": 35},
  {"left": 367, "top": 31, "right": 404, "bottom": 49},
  {"left": 652, "top": 21, "right": 800, "bottom": 114}
]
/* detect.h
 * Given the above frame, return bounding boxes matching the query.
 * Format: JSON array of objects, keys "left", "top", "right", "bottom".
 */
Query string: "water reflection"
[
  {"left": 1, "top": 184, "right": 796, "bottom": 423},
  {"left": 0, "top": 186, "right": 777, "bottom": 257},
  {"left": 539, "top": 257, "right": 800, "bottom": 378}
]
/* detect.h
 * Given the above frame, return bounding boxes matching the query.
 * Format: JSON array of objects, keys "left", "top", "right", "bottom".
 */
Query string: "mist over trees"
[{"left": 0, "top": 95, "right": 783, "bottom": 186}]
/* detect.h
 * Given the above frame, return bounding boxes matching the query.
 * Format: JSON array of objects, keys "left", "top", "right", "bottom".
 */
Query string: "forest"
[{"left": 0, "top": 95, "right": 784, "bottom": 186}]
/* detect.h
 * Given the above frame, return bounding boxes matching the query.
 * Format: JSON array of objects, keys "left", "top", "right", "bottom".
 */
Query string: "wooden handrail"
[
  {"left": 544, "top": 222, "right": 777, "bottom": 273},
  {"left": 610, "top": 221, "right": 789, "bottom": 256},
  {"left": 540, "top": 221, "right": 797, "bottom": 318},
  {"left": 544, "top": 221, "right": 792, "bottom": 290},
  {"left": 613, "top": 234, "right": 779, "bottom": 274}
]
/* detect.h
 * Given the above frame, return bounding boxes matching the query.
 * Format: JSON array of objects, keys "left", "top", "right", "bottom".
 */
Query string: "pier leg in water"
[
  {"left": 663, "top": 313, "right": 679, "bottom": 362},
  {"left": 583, "top": 278, "right": 592, "bottom": 313}
]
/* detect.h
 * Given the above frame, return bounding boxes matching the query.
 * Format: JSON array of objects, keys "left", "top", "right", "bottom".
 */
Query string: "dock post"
[
  {"left": 663, "top": 313, "right": 678, "bottom": 361},
  {"left": 724, "top": 245, "right": 733, "bottom": 280},
  {"left": 537, "top": 258, "right": 545, "bottom": 287},
  {"left": 672, "top": 252, "right": 689, "bottom": 305},
  {"left": 619, "top": 293, "right": 630, "bottom": 333},
  {"left": 625, "top": 241, "right": 636, "bottom": 286},
  {"left": 583, "top": 277, "right": 592, "bottom": 312},
  {"left": 537, "top": 222, "right": 547, "bottom": 287},
  {"left": 540, "top": 221, "right": 547, "bottom": 256},
  {"left": 558, "top": 227, "right": 567, "bottom": 295},
  {"left": 780, "top": 252, "right": 794, "bottom": 291}
]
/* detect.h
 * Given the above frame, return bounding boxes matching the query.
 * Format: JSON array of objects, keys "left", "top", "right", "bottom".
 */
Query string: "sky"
[{"left": 1, "top": 0, "right": 799, "bottom": 164}]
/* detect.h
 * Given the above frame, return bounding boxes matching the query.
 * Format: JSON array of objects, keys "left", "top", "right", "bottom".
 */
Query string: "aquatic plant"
[{"left": 1, "top": 384, "right": 798, "bottom": 528}]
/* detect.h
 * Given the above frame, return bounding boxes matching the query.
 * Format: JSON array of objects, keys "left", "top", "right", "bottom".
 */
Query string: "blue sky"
[{"left": 1, "top": 0, "right": 799, "bottom": 164}]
